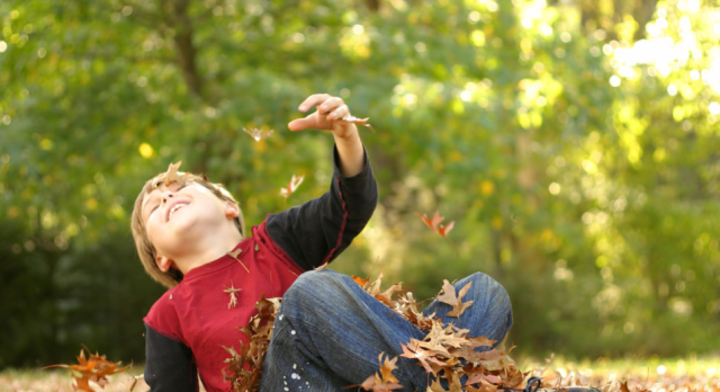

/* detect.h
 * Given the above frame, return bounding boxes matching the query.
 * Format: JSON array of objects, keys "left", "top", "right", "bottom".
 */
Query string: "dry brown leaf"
[
  {"left": 224, "top": 295, "right": 281, "bottom": 392},
  {"left": 151, "top": 161, "right": 191, "bottom": 190},
  {"left": 223, "top": 281, "right": 242, "bottom": 309},
  {"left": 227, "top": 249, "right": 249, "bottom": 273},
  {"left": 359, "top": 354, "right": 403, "bottom": 391},
  {"left": 44, "top": 347, "right": 133, "bottom": 392},
  {"left": 436, "top": 280, "right": 475, "bottom": 318}
]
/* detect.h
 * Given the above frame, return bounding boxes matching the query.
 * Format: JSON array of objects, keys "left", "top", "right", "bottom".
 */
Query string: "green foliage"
[{"left": 1, "top": 0, "right": 719, "bottom": 367}]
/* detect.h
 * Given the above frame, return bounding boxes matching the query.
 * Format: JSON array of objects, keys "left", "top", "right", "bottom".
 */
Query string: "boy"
[{"left": 131, "top": 93, "right": 514, "bottom": 392}]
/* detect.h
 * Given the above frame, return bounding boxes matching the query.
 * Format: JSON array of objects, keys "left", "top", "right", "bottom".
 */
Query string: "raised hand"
[{"left": 288, "top": 94, "right": 357, "bottom": 138}]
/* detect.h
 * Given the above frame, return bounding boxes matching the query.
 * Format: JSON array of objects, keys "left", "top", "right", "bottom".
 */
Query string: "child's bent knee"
[{"left": 283, "top": 270, "right": 347, "bottom": 305}]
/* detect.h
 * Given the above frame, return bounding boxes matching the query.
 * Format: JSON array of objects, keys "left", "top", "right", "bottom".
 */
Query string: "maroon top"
[{"left": 144, "top": 221, "right": 304, "bottom": 391}]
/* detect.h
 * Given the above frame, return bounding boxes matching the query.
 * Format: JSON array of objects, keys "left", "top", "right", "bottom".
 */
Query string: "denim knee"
[
  {"left": 469, "top": 272, "right": 513, "bottom": 332},
  {"left": 282, "top": 270, "right": 346, "bottom": 312}
]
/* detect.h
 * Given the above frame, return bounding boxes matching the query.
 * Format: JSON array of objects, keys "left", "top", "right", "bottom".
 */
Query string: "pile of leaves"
[
  {"left": 223, "top": 295, "right": 282, "bottom": 392},
  {"left": 224, "top": 271, "right": 527, "bottom": 392},
  {"left": 353, "top": 273, "right": 526, "bottom": 392},
  {"left": 43, "top": 347, "right": 135, "bottom": 392}
]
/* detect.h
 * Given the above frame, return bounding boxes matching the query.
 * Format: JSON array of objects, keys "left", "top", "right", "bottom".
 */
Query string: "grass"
[
  {"left": 517, "top": 355, "right": 720, "bottom": 392},
  {"left": 1, "top": 357, "right": 718, "bottom": 392},
  {"left": 0, "top": 367, "right": 149, "bottom": 392}
]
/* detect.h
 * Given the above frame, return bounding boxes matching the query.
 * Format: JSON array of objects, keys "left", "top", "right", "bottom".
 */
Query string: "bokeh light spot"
[{"left": 139, "top": 143, "right": 155, "bottom": 158}]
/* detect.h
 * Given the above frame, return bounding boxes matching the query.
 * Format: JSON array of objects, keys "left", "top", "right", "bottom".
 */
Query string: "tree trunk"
[{"left": 161, "top": 0, "right": 204, "bottom": 99}]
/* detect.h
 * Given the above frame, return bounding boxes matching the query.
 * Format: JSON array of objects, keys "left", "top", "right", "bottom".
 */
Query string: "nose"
[{"left": 161, "top": 190, "right": 175, "bottom": 204}]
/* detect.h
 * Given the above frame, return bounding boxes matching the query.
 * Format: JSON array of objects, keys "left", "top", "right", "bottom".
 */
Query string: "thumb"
[{"left": 288, "top": 113, "right": 318, "bottom": 132}]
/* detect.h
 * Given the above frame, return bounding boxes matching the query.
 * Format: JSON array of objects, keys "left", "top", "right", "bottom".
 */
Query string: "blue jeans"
[{"left": 259, "top": 270, "right": 513, "bottom": 392}]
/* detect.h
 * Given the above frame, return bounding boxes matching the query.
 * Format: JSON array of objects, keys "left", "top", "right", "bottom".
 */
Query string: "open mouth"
[{"left": 167, "top": 201, "right": 190, "bottom": 221}]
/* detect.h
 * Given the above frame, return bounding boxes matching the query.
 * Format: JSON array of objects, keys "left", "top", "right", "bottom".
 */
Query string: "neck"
[{"left": 170, "top": 229, "right": 244, "bottom": 275}]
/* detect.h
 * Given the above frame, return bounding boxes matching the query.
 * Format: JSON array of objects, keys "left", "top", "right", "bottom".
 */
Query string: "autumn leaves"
[
  {"left": 224, "top": 295, "right": 282, "bottom": 392},
  {"left": 353, "top": 273, "right": 525, "bottom": 392},
  {"left": 43, "top": 347, "right": 137, "bottom": 392}
]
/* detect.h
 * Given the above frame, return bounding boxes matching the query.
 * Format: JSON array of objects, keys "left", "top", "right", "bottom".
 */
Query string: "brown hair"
[{"left": 130, "top": 173, "right": 245, "bottom": 289}]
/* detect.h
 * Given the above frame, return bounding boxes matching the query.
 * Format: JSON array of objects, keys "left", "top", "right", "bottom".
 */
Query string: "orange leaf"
[
  {"left": 352, "top": 275, "right": 370, "bottom": 288},
  {"left": 44, "top": 347, "right": 132, "bottom": 392},
  {"left": 279, "top": 175, "right": 304, "bottom": 199},
  {"left": 415, "top": 211, "right": 458, "bottom": 255}
]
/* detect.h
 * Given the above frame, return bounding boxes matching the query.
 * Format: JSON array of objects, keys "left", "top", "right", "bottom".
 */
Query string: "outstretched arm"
[{"left": 267, "top": 94, "right": 377, "bottom": 270}]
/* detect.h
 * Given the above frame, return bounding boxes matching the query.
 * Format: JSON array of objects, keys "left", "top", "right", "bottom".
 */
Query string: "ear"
[
  {"left": 155, "top": 255, "right": 175, "bottom": 273},
  {"left": 224, "top": 201, "right": 240, "bottom": 220}
]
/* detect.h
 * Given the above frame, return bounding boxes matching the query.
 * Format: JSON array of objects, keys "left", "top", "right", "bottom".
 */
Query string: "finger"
[
  {"left": 318, "top": 97, "right": 345, "bottom": 115},
  {"left": 298, "top": 94, "right": 332, "bottom": 112},
  {"left": 288, "top": 113, "right": 318, "bottom": 132},
  {"left": 327, "top": 104, "right": 349, "bottom": 121}
]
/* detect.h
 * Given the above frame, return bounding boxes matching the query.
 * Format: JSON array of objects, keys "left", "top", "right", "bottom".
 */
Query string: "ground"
[{"left": 0, "top": 357, "right": 718, "bottom": 392}]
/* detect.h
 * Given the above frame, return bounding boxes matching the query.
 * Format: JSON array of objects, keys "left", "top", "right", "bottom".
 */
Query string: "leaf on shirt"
[
  {"left": 279, "top": 175, "right": 304, "bottom": 199},
  {"left": 224, "top": 294, "right": 282, "bottom": 392},
  {"left": 224, "top": 281, "right": 242, "bottom": 309},
  {"left": 243, "top": 127, "right": 274, "bottom": 142},
  {"left": 340, "top": 115, "right": 374, "bottom": 130},
  {"left": 44, "top": 346, "right": 134, "bottom": 392},
  {"left": 415, "top": 211, "right": 458, "bottom": 256},
  {"left": 227, "top": 248, "right": 250, "bottom": 273}
]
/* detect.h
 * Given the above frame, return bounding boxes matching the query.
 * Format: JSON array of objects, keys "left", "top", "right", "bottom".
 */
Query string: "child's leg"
[
  {"left": 259, "top": 270, "right": 513, "bottom": 392},
  {"left": 422, "top": 272, "right": 514, "bottom": 349},
  {"left": 260, "top": 270, "right": 429, "bottom": 392}
]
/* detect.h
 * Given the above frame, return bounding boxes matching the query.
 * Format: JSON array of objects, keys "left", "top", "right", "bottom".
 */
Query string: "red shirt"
[{"left": 144, "top": 221, "right": 304, "bottom": 391}]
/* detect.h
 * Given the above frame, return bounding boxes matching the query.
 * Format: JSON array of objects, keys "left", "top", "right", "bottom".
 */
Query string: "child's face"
[{"left": 141, "top": 180, "right": 239, "bottom": 261}]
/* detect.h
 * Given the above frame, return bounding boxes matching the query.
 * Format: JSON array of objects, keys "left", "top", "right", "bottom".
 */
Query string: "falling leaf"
[
  {"left": 44, "top": 346, "right": 133, "bottom": 392},
  {"left": 341, "top": 115, "right": 373, "bottom": 129},
  {"left": 279, "top": 175, "right": 304, "bottom": 199},
  {"left": 243, "top": 127, "right": 274, "bottom": 142},
  {"left": 415, "top": 211, "right": 458, "bottom": 255},
  {"left": 224, "top": 281, "right": 242, "bottom": 309},
  {"left": 436, "top": 280, "right": 475, "bottom": 318}
]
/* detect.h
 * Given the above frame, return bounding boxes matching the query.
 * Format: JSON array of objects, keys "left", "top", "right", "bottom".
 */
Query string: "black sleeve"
[
  {"left": 267, "top": 144, "right": 378, "bottom": 270},
  {"left": 144, "top": 323, "right": 199, "bottom": 392}
]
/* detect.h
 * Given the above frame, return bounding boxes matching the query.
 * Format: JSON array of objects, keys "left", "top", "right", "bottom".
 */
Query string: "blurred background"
[{"left": 1, "top": 0, "right": 719, "bottom": 369}]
